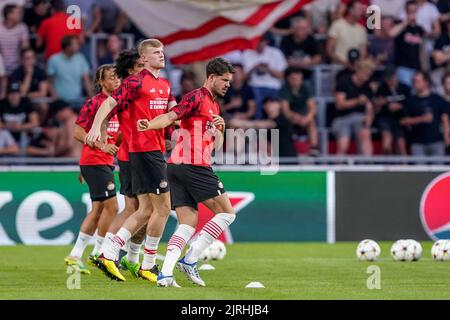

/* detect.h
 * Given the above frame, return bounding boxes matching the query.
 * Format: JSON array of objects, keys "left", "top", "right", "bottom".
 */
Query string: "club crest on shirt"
[{"left": 160, "top": 180, "right": 168, "bottom": 188}]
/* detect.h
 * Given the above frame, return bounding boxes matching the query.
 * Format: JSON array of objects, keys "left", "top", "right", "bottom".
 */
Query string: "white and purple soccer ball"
[
  {"left": 431, "top": 239, "right": 450, "bottom": 261},
  {"left": 390, "top": 239, "right": 422, "bottom": 261},
  {"left": 356, "top": 239, "right": 381, "bottom": 261}
]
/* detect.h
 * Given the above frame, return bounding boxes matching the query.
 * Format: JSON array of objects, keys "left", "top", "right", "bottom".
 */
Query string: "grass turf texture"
[{"left": 1, "top": 242, "right": 449, "bottom": 300}]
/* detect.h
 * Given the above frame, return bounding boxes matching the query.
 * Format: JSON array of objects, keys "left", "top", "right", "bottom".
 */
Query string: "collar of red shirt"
[{"left": 201, "top": 86, "right": 215, "bottom": 101}]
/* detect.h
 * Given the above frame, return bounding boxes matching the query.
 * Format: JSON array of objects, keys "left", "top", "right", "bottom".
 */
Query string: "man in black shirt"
[
  {"left": 374, "top": 69, "right": 410, "bottom": 155},
  {"left": 280, "top": 17, "right": 321, "bottom": 80},
  {"left": 222, "top": 64, "right": 256, "bottom": 120},
  {"left": 401, "top": 71, "right": 447, "bottom": 156},
  {"left": 228, "top": 97, "right": 297, "bottom": 159},
  {"left": 0, "top": 81, "right": 39, "bottom": 147},
  {"left": 431, "top": 19, "right": 450, "bottom": 92},
  {"left": 391, "top": 0, "right": 425, "bottom": 87},
  {"left": 332, "top": 59, "right": 375, "bottom": 155},
  {"left": 442, "top": 73, "right": 450, "bottom": 155}
]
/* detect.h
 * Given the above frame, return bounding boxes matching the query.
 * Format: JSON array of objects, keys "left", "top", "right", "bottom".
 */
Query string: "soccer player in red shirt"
[
  {"left": 85, "top": 39, "right": 176, "bottom": 282},
  {"left": 64, "top": 64, "right": 120, "bottom": 274},
  {"left": 137, "top": 58, "right": 236, "bottom": 287},
  {"left": 93, "top": 49, "right": 148, "bottom": 277}
]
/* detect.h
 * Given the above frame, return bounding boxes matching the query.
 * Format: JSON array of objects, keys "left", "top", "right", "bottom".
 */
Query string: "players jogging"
[
  {"left": 64, "top": 64, "right": 120, "bottom": 274},
  {"left": 93, "top": 49, "right": 147, "bottom": 277},
  {"left": 137, "top": 58, "right": 236, "bottom": 287},
  {"left": 85, "top": 39, "right": 176, "bottom": 282}
]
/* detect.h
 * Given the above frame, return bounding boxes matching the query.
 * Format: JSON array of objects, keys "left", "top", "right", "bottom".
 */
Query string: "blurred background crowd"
[{"left": 0, "top": 0, "right": 450, "bottom": 161}]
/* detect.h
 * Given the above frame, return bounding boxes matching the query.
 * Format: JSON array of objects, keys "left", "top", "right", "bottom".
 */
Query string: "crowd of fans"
[{"left": 0, "top": 0, "right": 450, "bottom": 159}]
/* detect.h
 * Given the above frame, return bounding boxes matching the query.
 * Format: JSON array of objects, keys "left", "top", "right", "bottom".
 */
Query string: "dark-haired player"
[
  {"left": 64, "top": 64, "right": 120, "bottom": 274},
  {"left": 138, "top": 58, "right": 236, "bottom": 287}
]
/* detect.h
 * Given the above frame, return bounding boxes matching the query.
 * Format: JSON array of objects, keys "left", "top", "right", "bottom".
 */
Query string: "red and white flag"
[{"left": 113, "top": 0, "right": 312, "bottom": 64}]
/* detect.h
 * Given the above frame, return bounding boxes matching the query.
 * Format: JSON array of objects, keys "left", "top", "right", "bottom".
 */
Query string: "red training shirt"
[
  {"left": 169, "top": 87, "right": 221, "bottom": 167},
  {"left": 110, "top": 69, "right": 175, "bottom": 153},
  {"left": 76, "top": 92, "right": 119, "bottom": 166}
]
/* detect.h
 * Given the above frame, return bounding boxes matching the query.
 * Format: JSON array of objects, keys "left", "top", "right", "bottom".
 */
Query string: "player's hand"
[
  {"left": 78, "top": 173, "right": 85, "bottom": 184},
  {"left": 213, "top": 114, "right": 225, "bottom": 132},
  {"left": 137, "top": 119, "right": 150, "bottom": 131},
  {"left": 85, "top": 126, "right": 102, "bottom": 145},
  {"left": 101, "top": 143, "right": 119, "bottom": 155}
]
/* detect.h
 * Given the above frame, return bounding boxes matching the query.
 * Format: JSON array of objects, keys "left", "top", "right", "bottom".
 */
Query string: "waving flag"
[{"left": 113, "top": 0, "right": 312, "bottom": 64}]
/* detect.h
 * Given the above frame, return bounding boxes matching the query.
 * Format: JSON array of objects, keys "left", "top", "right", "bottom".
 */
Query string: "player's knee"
[{"left": 217, "top": 212, "right": 236, "bottom": 225}]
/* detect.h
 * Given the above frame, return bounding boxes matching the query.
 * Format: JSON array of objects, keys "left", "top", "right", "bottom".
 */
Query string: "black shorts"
[
  {"left": 129, "top": 151, "right": 169, "bottom": 195},
  {"left": 118, "top": 160, "right": 134, "bottom": 197},
  {"left": 80, "top": 165, "right": 116, "bottom": 201},
  {"left": 168, "top": 163, "right": 226, "bottom": 210}
]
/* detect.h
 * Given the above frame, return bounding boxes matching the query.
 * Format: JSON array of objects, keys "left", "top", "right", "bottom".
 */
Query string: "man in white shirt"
[{"left": 242, "top": 35, "right": 287, "bottom": 119}]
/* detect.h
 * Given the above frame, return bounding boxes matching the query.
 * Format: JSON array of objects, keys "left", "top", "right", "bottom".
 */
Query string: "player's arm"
[
  {"left": 137, "top": 111, "right": 179, "bottom": 131},
  {"left": 85, "top": 96, "right": 118, "bottom": 144},
  {"left": 74, "top": 123, "right": 118, "bottom": 155}
]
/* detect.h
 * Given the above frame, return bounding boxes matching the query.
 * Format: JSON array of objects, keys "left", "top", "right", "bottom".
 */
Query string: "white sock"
[
  {"left": 141, "top": 236, "right": 160, "bottom": 270},
  {"left": 103, "top": 228, "right": 131, "bottom": 261},
  {"left": 185, "top": 213, "right": 235, "bottom": 264},
  {"left": 127, "top": 241, "right": 142, "bottom": 264},
  {"left": 161, "top": 224, "right": 195, "bottom": 276},
  {"left": 91, "top": 235, "right": 104, "bottom": 256},
  {"left": 70, "top": 232, "right": 92, "bottom": 258},
  {"left": 99, "top": 232, "right": 114, "bottom": 255}
]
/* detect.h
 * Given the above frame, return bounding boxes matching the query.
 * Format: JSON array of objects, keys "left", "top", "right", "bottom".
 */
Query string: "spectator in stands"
[
  {"left": 401, "top": 71, "right": 447, "bottom": 156},
  {"left": 332, "top": 59, "right": 375, "bottom": 155},
  {"left": 9, "top": 47, "right": 48, "bottom": 99},
  {"left": 336, "top": 48, "right": 361, "bottom": 84},
  {"left": 0, "top": 53, "right": 6, "bottom": 99},
  {"left": 98, "top": 34, "right": 123, "bottom": 65},
  {"left": 67, "top": 0, "right": 100, "bottom": 37},
  {"left": 242, "top": 34, "right": 287, "bottom": 119},
  {"left": 441, "top": 72, "right": 450, "bottom": 154},
  {"left": 369, "top": 16, "right": 395, "bottom": 67},
  {"left": 399, "top": 0, "right": 441, "bottom": 38},
  {"left": 47, "top": 35, "right": 93, "bottom": 110},
  {"left": 303, "top": 0, "right": 339, "bottom": 33},
  {"left": 280, "top": 17, "right": 321, "bottom": 81},
  {"left": 391, "top": 1, "right": 425, "bottom": 88},
  {"left": 94, "top": 0, "right": 129, "bottom": 34},
  {"left": 222, "top": 64, "right": 256, "bottom": 120},
  {"left": 0, "top": 81, "right": 39, "bottom": 148},
  {"left": 9, "top": 47, "right": 48, "bottom": 122},
  {"left": 334, "top": 0, "right": 369, "bottom": 26},
  {"left": 374, "top": 68, "right": 410, "bottom": 155},
  {"left": 431, "top": 19, "right": 450, "bottom": 93},
  {"left": 270, "top": 9, "right": 305, "bottom": 37},
  {"left": 370, "top": 0, "right": 407, "bottom": 20},
  {"left": 24, "top": 0, "right": 50, "bottom": 34},
  {"left": 280, "top": 67, "right": 319, "bottom": 156},
  {"left": 228, "top": 97, "right": 297, "bottom": 159},
  {"left": 175, "top": 70, "right": 197, "bottom": 102},
  {"left": 327, "top": 0, "right": 367, "bottom": 65},
  {"left": 0, "top": 4, "right": 30, "bottom": 75},
  {"left": 0, "top": 129, "right": 19, "bottom": 156},
  {"left": 37, "top": 0, "right": 83, "bottom": 60},
  {"left": 437, "top": 0, "right": 450, "bottom": 31}
]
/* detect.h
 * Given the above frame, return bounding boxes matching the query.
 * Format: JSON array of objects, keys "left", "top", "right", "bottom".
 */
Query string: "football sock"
[
  {"left": 185, "top": 213, "right": 235, "bottom": 264},
  {"left": 161, "top": 224, "right": 195, "bottom": 276},
  {"left": 127, "top": 241, "right": 143, "bottom": 264},
  {"left": 103, "top": 228, "right": 131, "bottom": 261},
  {"left": 70, "top": 232, "right": 92, "bottom": 258},
  {"left": 141, "top": 236, "right": 160, "bottom": 270},
  {"left": 90, "top": 235, "right": 104, "bottom": 256}
]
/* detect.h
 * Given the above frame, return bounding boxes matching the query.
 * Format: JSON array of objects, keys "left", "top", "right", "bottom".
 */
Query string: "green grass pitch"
[{"left": 1, "top": 242, "right": 449, "bottom": 300}]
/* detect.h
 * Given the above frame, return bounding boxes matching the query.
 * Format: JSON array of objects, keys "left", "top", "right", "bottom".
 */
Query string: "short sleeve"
[
  {"left": 0, "top": 55, "right": 5, "bottom": 77},
  {"left": 171, "top": 90, "right": 203, "bottom": 120},
  {"left": 75, "top": 98, "right": 96, "bottom": 130},
  {"left": 20, "top": 24, "right": 29, "bottom": 42},
  {"left": 80, "top": 54, "right": 90, "bottom": 74},
  {"left": 47, "top": 56, "right": 57, "bottom": 76},
  {"left": 271, "top": 48, "right": 287, "bottom": 72},
  {"left": 110, "top": 75, "right": 142, "bottom": 106},
  {"left": 328, "top": 21, "right": 340, "bottom": 39}
]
